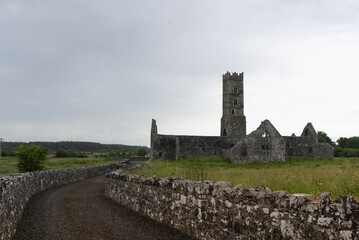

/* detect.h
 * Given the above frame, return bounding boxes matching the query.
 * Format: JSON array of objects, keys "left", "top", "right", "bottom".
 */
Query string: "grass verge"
[
  {"left": 130, "top": 156, "right": 359, "bottom": 199},
  {"left": 0, "top": 156, "right": 113, "bottom": 178}
]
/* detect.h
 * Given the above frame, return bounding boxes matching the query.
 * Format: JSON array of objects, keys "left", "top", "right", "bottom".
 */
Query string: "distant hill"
[{"left": 2, "top": 141, "right": 149, "bottom": 153}]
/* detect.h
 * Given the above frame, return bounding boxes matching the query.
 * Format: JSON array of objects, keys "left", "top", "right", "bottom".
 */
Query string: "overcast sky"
[{"left": 1, "top": 0, "right": 359, "bottom": 146}]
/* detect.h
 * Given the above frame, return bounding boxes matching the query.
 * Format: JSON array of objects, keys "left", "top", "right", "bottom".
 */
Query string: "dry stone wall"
[
  {"left": 0, "top": 163, "right": 121, "bottom": 240},
  {"left": 106, "top": 171, "right": 358, "bottom": 240}
]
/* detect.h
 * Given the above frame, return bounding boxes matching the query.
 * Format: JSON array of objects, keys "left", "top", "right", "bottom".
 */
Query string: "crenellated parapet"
[{"left": 222, "top": 71, "right": 244, "bottom": 81}]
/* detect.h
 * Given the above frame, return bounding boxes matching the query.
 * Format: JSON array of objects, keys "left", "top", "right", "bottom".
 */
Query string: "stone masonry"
[
  {"left": 230, "top": 119, "right": 286, "bottom": 163},
  {"left": 220, "top": 72, "right": 246, "bottom": 145},
  {"left": 0, "top": 163, "right": 121, "bottom": 240},
  {"left": 106, "top": 171, "right": 358, "bottom": 240},
  {"left": 151, "top": 72, "right": 333, "bottom": 162}
]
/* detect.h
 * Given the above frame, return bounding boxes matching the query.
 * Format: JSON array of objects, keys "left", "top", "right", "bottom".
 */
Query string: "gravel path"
[{"left": 13, "top": 175, "right": 193, "bottom": 240}]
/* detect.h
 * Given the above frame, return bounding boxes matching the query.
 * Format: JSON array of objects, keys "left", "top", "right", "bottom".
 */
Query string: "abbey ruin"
[{"left": 150, "top": 72, "right": 333, "bottom": 162}]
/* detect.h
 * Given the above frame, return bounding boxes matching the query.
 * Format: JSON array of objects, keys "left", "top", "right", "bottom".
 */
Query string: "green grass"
[
  {"left": 130, "top": 156, "right": 359, "bottom": 199},
  {"left": 0, "top": 156, "right": 113, "bottom": 178},
  {"left": 0, "top": 157, "right": 19, "bottom": 177}
]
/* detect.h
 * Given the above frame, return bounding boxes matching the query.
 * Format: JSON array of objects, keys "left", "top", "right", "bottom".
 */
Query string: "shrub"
[
  {"left": 106, "top": 151, "right": 118, "bottom": 159},
  {"left": 17, "top": 145, "right": 48, "bottom": 172},
  {"left": 137, "top": 148, "right": 148, "bottom": 156},
  {"left": 334, "top": 146, "right": 359, "bottom": 157},
  {"left": 1, "top": 150, "right": 16, "bottom": 157},
  {"left": 55, "top": 149, "right": 68, "bottom": 157}
]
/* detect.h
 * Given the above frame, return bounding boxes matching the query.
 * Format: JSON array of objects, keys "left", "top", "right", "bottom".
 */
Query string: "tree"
[
  {"left": 17, "top": 145, "right": 48, "bottom": 172},
  {"left": 337, "top": 137, "right": 348, "bottom": 148},
  {"left": 345, "top": 137, "right": 359, "bottom": 149},
  {"left": 318, "top": 131, "right": 334, "bottom": 146},
  {"left": 336, "top": 137, "right": 359, "bottom": 149},
  {"left": 137, "top": 148, "right": 148, "bottom": 156}
]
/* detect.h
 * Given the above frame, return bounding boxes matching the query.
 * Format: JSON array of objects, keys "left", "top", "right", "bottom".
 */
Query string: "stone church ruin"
[{"left": 151, "top": 72, "right": 333, "bottom": 162}]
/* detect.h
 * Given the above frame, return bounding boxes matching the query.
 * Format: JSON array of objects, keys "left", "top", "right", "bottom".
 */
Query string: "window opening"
[
  {"left": 288, "top": 148, "right": 293, "bottom": 156},
  {"left": 262, "top": 145, "right": 270, "bottom": 150},
  {"left": 222, "top": 128, "right": 227, "bottom": 136},
  {"left": 241, "top": 146, "right": 247, "bottom": 156},
  {"left": 234, "top": 99, "right": 238, "bottom": 106},
  {"left": 262, "top": 131, "right": 269, "bottom": 138}
]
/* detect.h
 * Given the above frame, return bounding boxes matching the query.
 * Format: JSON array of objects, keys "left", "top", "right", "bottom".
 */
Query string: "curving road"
[{"left": 13, "top": 175, "right": 193, "bottom": 240}]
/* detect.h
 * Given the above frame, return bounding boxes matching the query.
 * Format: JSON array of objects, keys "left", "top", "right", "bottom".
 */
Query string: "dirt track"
[{"left": 13, "top": 175, "right": 193, "bottom": 240}]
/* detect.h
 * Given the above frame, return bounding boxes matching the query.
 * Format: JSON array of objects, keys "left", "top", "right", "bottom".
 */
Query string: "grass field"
[
  {"left": 130, "top": 156, "right": 359, "bottom": 199},
  {"left": 0, "top": 156, "right": 113, "bottom": 178}
]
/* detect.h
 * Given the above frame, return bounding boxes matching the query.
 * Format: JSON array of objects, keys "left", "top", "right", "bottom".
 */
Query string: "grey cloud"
[{"left": 1, "top": 0, "right": 359, "bottom": 145}]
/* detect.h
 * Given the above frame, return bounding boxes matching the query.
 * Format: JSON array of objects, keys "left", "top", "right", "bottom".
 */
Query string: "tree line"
[
  {"left": 2, "top": 141, "right": 149, "bottom": 153},
  {"left": 318, "top": 132, "right": 359, "bottom": 157}
]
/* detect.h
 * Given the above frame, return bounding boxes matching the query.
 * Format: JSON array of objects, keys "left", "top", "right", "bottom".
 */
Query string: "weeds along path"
[{"left": 13, "top": 175, "right": 192, "bottom": 240}]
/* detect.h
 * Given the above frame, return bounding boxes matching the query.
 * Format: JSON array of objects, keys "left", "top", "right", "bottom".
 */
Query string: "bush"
[
  {"left": 106, "top": 151, "right": 118, "bottom": 159},
  {"left": 137, "top": 148, "right": 148, "bottom": 156},
  {"left": 17, "top": 145, "right": 48, "bottom": 172},
  {"left": 55, "top": 149, "right": 68, "bottom": 157},
  {"left": 334, "top": 146, "right": 359, "bottom": 157},
  {"left": 1, "top": 150, "right": 16, "bottom": 157}
]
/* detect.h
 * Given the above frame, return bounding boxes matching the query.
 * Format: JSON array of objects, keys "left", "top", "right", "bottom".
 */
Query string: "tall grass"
[{"left": 130, "top": 156, "right": 359, "bottom": 199}]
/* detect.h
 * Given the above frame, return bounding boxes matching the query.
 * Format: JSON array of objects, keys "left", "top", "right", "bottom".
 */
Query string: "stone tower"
[{"left": 220, "top": 71, "right": 246, "bottom": 145}]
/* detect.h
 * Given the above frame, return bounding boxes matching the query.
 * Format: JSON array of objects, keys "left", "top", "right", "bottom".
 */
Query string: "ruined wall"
[
  {"left": 284, "top": 136, "right": 334, "bottom": 159},
  {"left": 151, "top": 134, "right": 230, "bottom": 160},
  {"left": 230, "top": 120, "right": 286, "bottom": 163},
  {"left": 151, "top": 118, "right": 231, "bottom": 160},
  {"left": 284, "top": 123, "right": 334, "bottom": 159},
  {"left": 151, "top": 134, "right": 177, "bottom": 160},
  {"left": 176, "top": 136, "right": 230, "bottom": 159},
  {"left": 313, "top": 143, "right": 334, "bottom": 159},
  {"left": 106, "top": 172, "right": 358, "bottom": 240},
  {"left": 0, "top": 163, "right": 121, "bottom": 240}
]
